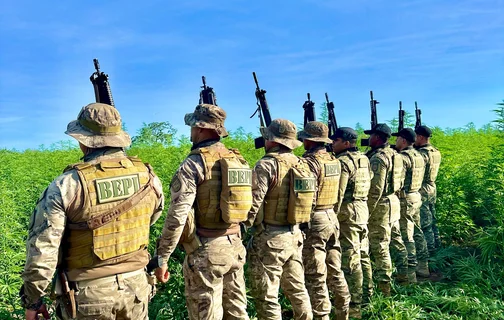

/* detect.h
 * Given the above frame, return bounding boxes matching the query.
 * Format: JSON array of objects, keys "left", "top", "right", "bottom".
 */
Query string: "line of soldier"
[{"left": 20, "top": 100, "right": 441, "bottom": 320}]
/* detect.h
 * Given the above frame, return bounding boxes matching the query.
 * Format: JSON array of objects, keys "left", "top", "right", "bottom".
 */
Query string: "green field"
[{"left": 1, "top": 113, "right": 504, "bottom": 319}]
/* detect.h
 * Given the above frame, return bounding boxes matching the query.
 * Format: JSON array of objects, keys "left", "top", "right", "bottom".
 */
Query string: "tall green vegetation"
[{"left": 1, "top": 111, "right": 503, "bottom": 319}]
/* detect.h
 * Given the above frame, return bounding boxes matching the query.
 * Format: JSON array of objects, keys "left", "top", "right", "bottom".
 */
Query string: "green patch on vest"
[
  {"left": 293, "top": 177, "right": 316, "bottom": 192},
  {"left": 324, "top": 163, "right": 340, "bottom": 177},
  {"left": 95, "top": 174, "right": 140, "bottom": 204},
  {"left": 227, "top": 168, "right": 252, "bottom": 186}
]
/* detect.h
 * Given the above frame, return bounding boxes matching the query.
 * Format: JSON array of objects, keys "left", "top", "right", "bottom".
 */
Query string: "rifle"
[
  {"left": 325, "top": 93, "right": 338, "bottom": 138},
  {"left": 398, "top": 101, "right": 405, "bottom": 131},
  {"left": 415, "top": 101, "right": 422, "bottom": 129},
  {"left": 361, "top": 90, "right": 379, "bottom": 146},
  {"left": 89, "top": 58, "right": 115, "bottom": 107},
  {"left": 302, "top": 93, "right": 316, "bottom": 126},
  {"left": 199, "top": 76, "right": 218, "bottom": 105},
  {"left": 391, "top": 101, "right": 405, "bottom": 149},
  {"left": 250, "top": 72, "right": 272, "bottom": 149}
]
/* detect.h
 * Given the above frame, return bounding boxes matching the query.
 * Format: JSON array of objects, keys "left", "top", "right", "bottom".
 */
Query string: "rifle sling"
[{"left": 68, "top": 171, "right": 155, "bottom": 231}]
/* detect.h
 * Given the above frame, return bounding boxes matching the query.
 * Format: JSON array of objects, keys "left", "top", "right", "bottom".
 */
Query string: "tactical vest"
[
  {"left": 191, "top": 146, "right": 252, "bottom": 230},
  {"left": 373, "top": 147, "right": 403, "bottom": 196},
  {"left": 401, "top": 148, "right": 425, "bottom": 193},
  {"left": 338, "top": 151, "right": 371, "bottom": 201},
  {"left": 419, "top": 145, "right": 441, "bottom": 185},
  {"left": 263, "top": 153, "right": 316, "bottom": 225},
  {"left": 64, "top": 157, "right": 159, "bottom": 270},
  {"left": 311, "top": 152, "right": 341, "bottom": 210}
]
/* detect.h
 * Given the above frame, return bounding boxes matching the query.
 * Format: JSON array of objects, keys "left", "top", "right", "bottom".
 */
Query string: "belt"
[
  {"left": 264, "top": 224, "right": 300, "bottom": 232},
  {"left": 197, "top": 227, "right": 240, "bottom": 238},
  {"left": 74, "top": 268, "right": 145, "bottom": 289}
]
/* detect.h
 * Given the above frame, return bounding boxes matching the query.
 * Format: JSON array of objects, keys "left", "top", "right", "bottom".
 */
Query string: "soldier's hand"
[
  {"left": 155, "top": 264, "right": 170, "bottom": 283},
  {"left": 25, "top": 303, "right": 50, "bottom": 320}
]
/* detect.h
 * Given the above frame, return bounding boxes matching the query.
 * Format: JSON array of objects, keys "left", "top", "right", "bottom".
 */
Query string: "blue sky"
[{"left": 1, "top": 0, "right": 503, "bottom": 150}]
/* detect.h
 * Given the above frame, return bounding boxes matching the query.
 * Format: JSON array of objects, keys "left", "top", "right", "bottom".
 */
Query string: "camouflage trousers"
[
  {"left": 56, "top": 269, "right": 154, "bottom": 320},
  {"left": 183, "top": 233, "right": 249, "bottom": 320},
  {"left": 420, "top": 191, "right": 441, "bottom": 255},
  {"left": 369, "top": 197, "right": 407, "bottom": 282},
  {"left": 390, "top": 219, "right": 408, "bottom": 277},
  {"left": 248, "top": 226, "right": 313, "bottom": 320},
  {"left": 400, "top": 193, "right": 428, "bottom": 269},
  {"left": 302, "top": 210, "right": 350, "bottom": 320},
  {"left": 339, "top": 222, "right": 373, "bottom": 307}
]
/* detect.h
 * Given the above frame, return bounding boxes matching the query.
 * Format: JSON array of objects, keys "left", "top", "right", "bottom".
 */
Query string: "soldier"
[
  {"left": 20, "top": 103, "right": 165, "bottom": 320},
  {"left": 331, "top": 127, "right": 373, "bottom": 319},
  {"left": 364, "top": 123, "right": 408, "bottom": 295},
  {"left": 155, "top": 104, "right": 251, "bottom": 320},
  {"left": 298, "top": 122, "right": 350, "bottom": 320},
  {"left": 392, "top": 128, "right": 428, "bottom": 283},
  {"left": 414, "top": 125, "right": 442, "bottom": 257},
  {"left": 245, "top": 119, "right": 314, "bottom": 320}
]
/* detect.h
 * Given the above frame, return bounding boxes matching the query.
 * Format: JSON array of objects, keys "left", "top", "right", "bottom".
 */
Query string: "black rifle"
[
  {"left": 415, "top": 101, "right": 422, "bottom": 129},
  {"left": 391, "top": 101, "right": 405, "bottom": 149},
  {"left": 90, "top": 59, "right": 115, "bottom": 107},
  {"left": 361, "top": 90, "right": 379, "bottom": 146},
  {"left": 250, "top": 72, "right": 272, "bottom": 149},
  {"left": 199, "top": 76, "right": 217, "bottom": 105},
  {"left": 325, "top": 93, "right": 338, "bottom": 138},
  {"left": 398, "top": 101, "right": 405, "bottom": 131},
  {"left": 302, "top": 93, "right": 316, "bottom": 126}
]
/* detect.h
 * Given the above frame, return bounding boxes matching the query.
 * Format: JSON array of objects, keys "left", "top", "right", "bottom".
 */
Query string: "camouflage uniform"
[
  {"left": 20, "top": 103, "right": 165, "bottom": 320},
  {"left": 392, "top": 128, "right": 428, "bottom": 281},
  {"left": 299, "top": 122, "right": 350, "bottom": 320},
  {"left": 246, "top": 119, "right": 313, "bottom": 320},
  {"left": 415, "top": 125, "right": 442, "bottom": 256},
  {"left": 331, "top": 127, "right": 373, "bottom": 319},
  {"left": 416, "top": 144, "right": 442, "bottom": 255},
  {"left": 157, "top": 104, "right": 250, "bottom": 320},
  {"left": 364, "top": 124, "right": 408, "bottom": 293}
]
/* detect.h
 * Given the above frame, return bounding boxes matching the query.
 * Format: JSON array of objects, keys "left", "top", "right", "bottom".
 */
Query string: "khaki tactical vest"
[
  {"left": 311, "top": 152, "right": 341, "bottom": 210},
  {"left": 401, "top": 148, "right": 425, "bottom": 193},
  {"left": 263, "top": 152, "right": 316, "bottom": 225},
  {"left": 373, "top": 147, "right": 403, "bottom": 196},
  {"left": 418, "top": 145, "right": 441, "bottom": 185},
  {"left": 345, "top": 151, "right": 372, "bottom": 200},
  {"left": 64, "top": 157, "right": 159, "bottom": 270},
  {"left": 191, "top": 146, "right": 252, "bottom": 230}
]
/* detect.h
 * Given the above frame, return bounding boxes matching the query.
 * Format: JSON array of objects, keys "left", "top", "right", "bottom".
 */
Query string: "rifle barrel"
[{"left": 253, "top": 72, "right": 259, "bottom": 88}]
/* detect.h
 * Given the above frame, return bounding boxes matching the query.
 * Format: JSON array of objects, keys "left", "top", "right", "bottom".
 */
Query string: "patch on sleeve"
[
  {"left": 371, "top": 161, "right": 380, "bottom": 173},
  {"left": 170, "top": 175, "right": 182, "bottom": 193}
]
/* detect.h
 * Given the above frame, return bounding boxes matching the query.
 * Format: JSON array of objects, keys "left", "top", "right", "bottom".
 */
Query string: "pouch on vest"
[
  {"left": 219, "top": 155, "right": 253, "bottom": 224},
  {"left": 179, "top": 209, "right": 201, "bottom": 255},
  {"left": 390, "top": 153, "right": 404, "bottom": 193},
  {"left": 353, "top": 156, "right": 371, "bottom": 199},
  {"left": 287, "top": 165, "right": 316, "bottom": 224},
  {"left": 429, "top": 150, "right": 441, "bottom": 182}
]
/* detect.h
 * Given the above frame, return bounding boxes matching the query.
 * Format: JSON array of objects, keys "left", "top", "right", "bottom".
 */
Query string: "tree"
[
  {"left": 492, "top": 100, "right": 504, "bottom": 132},
  {"left": 319, "top": 102, "right": 328, "bottom": 124},
  {"left": 131, "top": 121, "right": 177, "bottom": 147}
]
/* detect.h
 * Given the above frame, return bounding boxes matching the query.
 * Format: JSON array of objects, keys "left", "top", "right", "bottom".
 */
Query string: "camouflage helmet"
[
  {"left": 65, "top": 103, "right": 131, "bottom": 148},
  {"left": 298, "top": 121, "right": 332, "bottom": 144},
  {"left": 261, "top": 118, "right": 302, "bottom": 150},
  {"left": 184, "top": 104, "right": 228, "bottom": 137}
]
